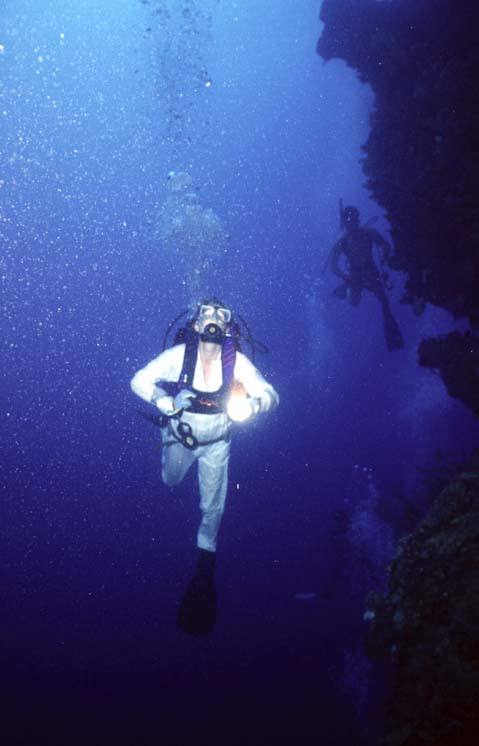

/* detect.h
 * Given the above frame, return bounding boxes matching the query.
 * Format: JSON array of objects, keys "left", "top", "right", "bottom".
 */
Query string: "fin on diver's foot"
[
  {"left": 384, "top": 313, "right": 405, "bottom": 351},
  {"left": 333, "top": 284, "right": 348, "bottom": 300},
  {"left": 177, "top": 549, "right": 217, "bottom": 636},
  {"left": 386, "top": 332, "right": 405, "bottom": 351}
]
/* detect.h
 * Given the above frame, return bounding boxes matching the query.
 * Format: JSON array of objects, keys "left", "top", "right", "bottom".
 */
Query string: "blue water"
[{"left": 1, "top": 2, "right": 478, "bottom": 744}]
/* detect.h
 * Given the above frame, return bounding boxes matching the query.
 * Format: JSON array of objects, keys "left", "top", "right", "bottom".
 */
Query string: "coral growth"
[{"left": 364, "top": 456, "right": 479, "bottom": 744}]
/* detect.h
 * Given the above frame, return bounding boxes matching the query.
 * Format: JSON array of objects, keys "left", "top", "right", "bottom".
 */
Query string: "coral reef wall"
[
  {"left": 365, "top": 463, "right": 479, "bottom": 745},
  {"left": 317, "top": 0, "right": 479, "bottom": 416},
  {"left": 317, "top": 3, "right": 479, "bottom": 741}
]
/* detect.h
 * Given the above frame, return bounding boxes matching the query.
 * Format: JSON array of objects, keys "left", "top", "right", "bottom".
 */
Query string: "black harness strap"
[{"left": 174, "top": 336, "right": 236, "bottom": 415}]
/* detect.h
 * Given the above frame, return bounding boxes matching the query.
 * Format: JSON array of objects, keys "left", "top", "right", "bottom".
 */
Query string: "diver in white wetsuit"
[{"left": 131, "top": 299, "right": 279, "bottom": 634}]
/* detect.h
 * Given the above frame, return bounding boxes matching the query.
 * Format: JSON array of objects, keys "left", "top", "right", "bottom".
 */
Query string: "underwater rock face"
[
  {"left": 364, "top": 462, "right": 479, "bottom": 745},
  {"left": 419, "top": 331, "right": 479, "bottom": 417},
  {"left": 317, "top": 0, "right": 479, "bottom": 415}
]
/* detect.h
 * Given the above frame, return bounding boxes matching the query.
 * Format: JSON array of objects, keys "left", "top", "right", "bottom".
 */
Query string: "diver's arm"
[
  {"left": 330, "top": 239, "right": 347, "bottom": 279},
  {"left": 130, "top": 344, "right": 184, "bottom": 412},
  {"left": 233, "top": 352, "right": 279, "bottom": 414},
  {"left": 369, "top": 228, "right": 392, "bottom": 264}
]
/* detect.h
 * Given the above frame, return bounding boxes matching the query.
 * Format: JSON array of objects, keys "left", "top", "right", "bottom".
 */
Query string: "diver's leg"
[
  {"left": 161, "top": 438, "right": 197, "bottom": 487},
  {"left": 177, "top": 441, "right": 228, "bottom": 634},
  {"left": 370, "top": 279, "right": 404, "bottom": 351},
  {"left": 369, "top": 275, "right": 389, "bottom": 307},
  {"left": 349, "top": 279, "right": 362, "bottom": 306},
  {"left": 382, "top": 309, "right": 404, "bottom": 350},
  {"left": 178, "top": 460, "right": 222, "bottom": 636},
  {"left": 196, "top": 439, "right": 231, "bottom": 552},
  {"left": 361, "top": 267, "right": 404, "bottom": 351}
]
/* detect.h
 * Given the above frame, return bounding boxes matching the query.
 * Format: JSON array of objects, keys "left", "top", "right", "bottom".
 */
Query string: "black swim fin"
[
  {"left": 177, "top": 549, "right": 217, "bottom": 636},
  {"left": 383, "top": 308, "right": 404, "bottom": 351},
  {"left": 333, "top": 283, "right": 348, "bottom": 300}
]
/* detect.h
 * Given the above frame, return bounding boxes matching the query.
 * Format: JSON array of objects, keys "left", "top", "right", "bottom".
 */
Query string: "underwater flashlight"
[{"left": 227, "top": 383, "right": 258, "bottom": 423}]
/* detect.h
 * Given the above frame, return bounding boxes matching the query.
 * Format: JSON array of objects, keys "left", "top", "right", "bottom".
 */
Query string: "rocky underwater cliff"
[
  {"left": 317, "top": 1, "right": 479, "bottom": 743},
  {"left": 366, "top": 456, "right": 479, "bottom": 745},
  {"left": 317, "top": 0, "right": 479, "bottom": 418}
]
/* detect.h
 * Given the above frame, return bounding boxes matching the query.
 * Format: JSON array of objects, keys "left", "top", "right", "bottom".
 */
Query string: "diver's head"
[
  {"left": 194, "top": 298, "right": 232, "bottom": 344},
  {"left": 343, "top": 206, "right": 360, "bottom": 231}
]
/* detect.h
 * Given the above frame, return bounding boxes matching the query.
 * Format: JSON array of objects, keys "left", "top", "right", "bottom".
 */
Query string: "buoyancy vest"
[{"left": 164, "top": 335, "right": 237, "bottom": 415}]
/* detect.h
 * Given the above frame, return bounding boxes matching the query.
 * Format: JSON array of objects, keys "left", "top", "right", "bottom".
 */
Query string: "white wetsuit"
[{"left": 131, "top": 344, "right": 279, "bottom": 551}]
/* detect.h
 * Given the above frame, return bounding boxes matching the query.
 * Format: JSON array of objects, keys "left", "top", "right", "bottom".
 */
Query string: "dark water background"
[{"left": 1, "top": 1, "right": 478, "bottom": 744}]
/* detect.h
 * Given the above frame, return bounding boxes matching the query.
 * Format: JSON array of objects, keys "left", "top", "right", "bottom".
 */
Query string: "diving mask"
[{"left": 198, "top": 304, "right": 232, "bottom": 325}]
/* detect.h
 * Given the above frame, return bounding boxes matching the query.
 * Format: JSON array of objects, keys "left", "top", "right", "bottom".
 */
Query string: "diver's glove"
[
  {"left": 173, "top": 389, "right": 197, "bottom": 413},
  {"left": 152, "top": 389, "right": 196, "bottom": 417}
]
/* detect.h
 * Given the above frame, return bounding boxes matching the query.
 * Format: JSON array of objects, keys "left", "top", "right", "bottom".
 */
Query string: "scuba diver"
[
  {"left": 131, "top": 299, "right": 279, "bottom": 634},
  {"left": 330, "top": 203, "right": 404, "bottom": 351}
]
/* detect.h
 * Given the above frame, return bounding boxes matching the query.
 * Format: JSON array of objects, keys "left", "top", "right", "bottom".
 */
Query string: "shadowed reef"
[
  {"left": 317, "top": 0, "right": 479, "bottom": 417},
  {"left": 365, "top": 457, "right": 479, "bottom": 744},
  {"left": 317, "top": 3, "right": 479, "bottom": 742}
]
